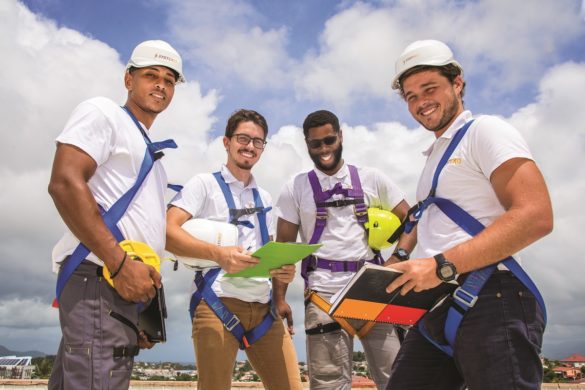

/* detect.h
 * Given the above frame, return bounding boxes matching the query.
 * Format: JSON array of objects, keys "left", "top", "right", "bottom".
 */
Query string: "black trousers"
[{"left": 387, "top": 271, "right": 545, "bottom": 390}]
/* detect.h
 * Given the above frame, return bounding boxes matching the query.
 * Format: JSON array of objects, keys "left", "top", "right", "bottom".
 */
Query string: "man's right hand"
[
  {"left": 217, "top": 246, "right": 259, "bottom": 274},
  {"left": 274, "top": 299, "right": 294, "bottom": 335},
  {"left": 113, "top": 258, "right": 161, "bottom": 302}
]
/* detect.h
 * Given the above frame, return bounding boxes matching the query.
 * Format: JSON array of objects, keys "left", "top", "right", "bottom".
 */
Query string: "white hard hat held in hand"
[
  {"left": 392, "top": 39, "right": 463, "bottom": 90},
  {"left": 126, "top": 40, "right": 186, "bottom": 83}
]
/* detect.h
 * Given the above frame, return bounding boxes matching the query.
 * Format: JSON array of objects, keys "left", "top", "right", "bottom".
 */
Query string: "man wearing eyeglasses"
[
  {"left": 166, "top": 109, "right": 302, "bottom": 390},
  {"left": 274, "top": 110, "right": 414, "bottom": 389}
]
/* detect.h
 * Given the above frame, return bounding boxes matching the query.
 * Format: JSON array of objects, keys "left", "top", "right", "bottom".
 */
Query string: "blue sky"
[{"left": 1, "top": 0, "right": 585, "bottom": 365}]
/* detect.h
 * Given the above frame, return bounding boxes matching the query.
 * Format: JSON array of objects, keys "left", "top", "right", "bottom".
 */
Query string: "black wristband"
[{"left": 110, "top": 252, "right": 127, "bottom": 279}]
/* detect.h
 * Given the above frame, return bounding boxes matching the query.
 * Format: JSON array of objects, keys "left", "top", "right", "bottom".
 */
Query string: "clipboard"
[
  {"left": 225, "top": 242, "right": 322, "bottom": 278},
  {"left": 139, "top": 285, "right": 167, "bottom": 343}
]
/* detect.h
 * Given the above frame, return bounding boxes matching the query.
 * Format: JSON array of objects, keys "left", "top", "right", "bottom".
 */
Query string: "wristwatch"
[
  {"left": 433, "top": 253, "right": 457, "bottom": 282},
  {"left": 392, "top": 248, "right": 410, "bottom": 262}
]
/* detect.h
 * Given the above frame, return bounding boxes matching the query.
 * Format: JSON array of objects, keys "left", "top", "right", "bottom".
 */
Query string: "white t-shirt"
[
  {"left": 415, "top": 110, "right": 533, "bottom": 259},
  {"left": 276, "top": 163, "right": 405, "bottom": 294},
  {"left": 169, "top": 165, "right": 275, "bottom": 303},
  {"left": 51, "top": 97, "right": 168, "bottom": 272}
]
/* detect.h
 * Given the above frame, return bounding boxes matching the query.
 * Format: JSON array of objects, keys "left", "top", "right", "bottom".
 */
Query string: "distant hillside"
[{"left": 0, "top": 344, "right": 47, "bottom": 358}]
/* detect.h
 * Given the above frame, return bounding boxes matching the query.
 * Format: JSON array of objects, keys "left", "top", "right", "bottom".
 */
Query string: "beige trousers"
[{"left": 192, "top": 297, "right": 303, "bottom": 390}]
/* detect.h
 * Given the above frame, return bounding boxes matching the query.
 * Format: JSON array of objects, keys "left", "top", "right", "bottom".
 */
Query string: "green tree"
[
  {"left": 352, "top": 351, "right": 366, "bottom": 361},
  {"left": 32, "top": 356, "right": 55, "bottom": 379}
]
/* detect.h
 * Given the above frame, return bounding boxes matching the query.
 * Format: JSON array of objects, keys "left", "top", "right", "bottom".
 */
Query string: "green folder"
[{"left": 225, "top": 242, "right": 322, "bottom": 278}]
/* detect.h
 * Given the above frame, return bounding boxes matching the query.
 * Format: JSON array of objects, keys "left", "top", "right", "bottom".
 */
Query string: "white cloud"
[
  {"left": 166, "top": 0, "right": 294, "bottom": 89},
  {"left": 295, "top": 0, "right": 583, "bottom": 107},
  {"left": 295, "top": 2, "right": 403, "bottom": 106},
  {"left": 0, "top": 298, "right": 58, "bottom": 328},
  {"left": 507, "top": 63, "right": 585, "bottom": 353},
  {"left": 0, "top": 1, "right": 125, "bottom": 173}
]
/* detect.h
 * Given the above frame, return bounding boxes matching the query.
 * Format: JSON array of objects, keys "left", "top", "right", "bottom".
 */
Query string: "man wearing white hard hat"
[
  {"left": 48, "top": 39, "right": 184, "bottom": 389},
  {"left": 166, "top": 109, "right": 302, "bottom": 390},
  {"left": 385, "top": 39, "right": 552, "bottom": 389},
  {"left": 274, "top": 110, "right": 414, "bottom": 390}
]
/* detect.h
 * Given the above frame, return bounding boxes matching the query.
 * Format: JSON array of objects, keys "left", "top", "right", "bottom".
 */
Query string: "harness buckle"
[
  {"left": 223, "top": 314, "right": 241, "bottom": 331},
  {"left": 452, "top": 286, "right": 478, "bottom": 309},
  {"left": 316, "top": 210, "right": 328, "bottom": 220}
]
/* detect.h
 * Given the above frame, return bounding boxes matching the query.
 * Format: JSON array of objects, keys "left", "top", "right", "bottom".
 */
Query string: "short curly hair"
[{"left": 302, "top": 110, "right": 340, "bottom": 137}]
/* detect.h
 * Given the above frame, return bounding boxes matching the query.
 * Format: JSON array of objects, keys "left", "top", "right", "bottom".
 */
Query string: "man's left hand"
[
  {"left": 270, "top": 264, "right": 296, "bottom": 284},
  {"left": 138, "top": 330, "right": 155, "bottom": 349}
]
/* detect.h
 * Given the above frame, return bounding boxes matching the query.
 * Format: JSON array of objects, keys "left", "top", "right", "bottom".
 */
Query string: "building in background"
[
  {"left": 560, "top": 354, "right": 585, "bottom": 369},
  {"left": 0, "top": 356, "right": 34, "bottom": 379}
]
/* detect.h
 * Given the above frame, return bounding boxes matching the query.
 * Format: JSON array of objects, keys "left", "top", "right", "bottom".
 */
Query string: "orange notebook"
[{"left": 329, "top": 263, "right": 456, "bottom": 326}]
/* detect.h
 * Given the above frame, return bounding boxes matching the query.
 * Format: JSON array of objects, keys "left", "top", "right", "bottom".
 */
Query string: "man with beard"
[
  {"left": 273, "top": 110, "right": 414, "bottom": 389},
  {"left": 166, "top": 109, "right": 302, "bottom": 390},
  {"left": 48, "top": 40, "right": 184, "bottom": 389},
  {"left": 385, "top": 40, "right": 553, "bottom": 389}
]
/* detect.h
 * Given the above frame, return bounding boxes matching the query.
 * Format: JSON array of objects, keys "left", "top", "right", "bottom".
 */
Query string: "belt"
[{"left": 306, "top": 322, "right": 342, "bottom": 335}]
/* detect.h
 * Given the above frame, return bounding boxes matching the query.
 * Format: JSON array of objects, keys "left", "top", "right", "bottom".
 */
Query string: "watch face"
[
  {"left": 394, "top": 249, "right": 409, "bottom": 261},
  {"left": 439, "top": 264, "right": 456, "bottom": 281}
]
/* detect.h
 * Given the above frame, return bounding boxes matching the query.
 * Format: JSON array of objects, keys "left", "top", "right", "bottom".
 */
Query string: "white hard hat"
[
  {"left": 175, "top": 219, "right": 238, "bottom": 270},
  {"left": 126, "top": 40, "right": 185, "bottom": 83},
  {"left": 392, "top": 39, "right": 463, "bottom": 90}
]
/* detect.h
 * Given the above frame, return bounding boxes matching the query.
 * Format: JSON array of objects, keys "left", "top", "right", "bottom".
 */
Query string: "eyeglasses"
[
  {"left": 305, "top": 135, "right": 338, "bottom": 149},
  {"left": 231, "top": 133, "right": 267, "bottom": 150}
]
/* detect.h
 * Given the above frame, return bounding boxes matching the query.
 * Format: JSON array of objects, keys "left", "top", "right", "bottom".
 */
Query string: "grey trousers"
[
  {"left": 305, "top": 292, "right": 401, "bottom": 390},
  {"left": 49, "top": 261, "right": 139, "bottom": 390}
]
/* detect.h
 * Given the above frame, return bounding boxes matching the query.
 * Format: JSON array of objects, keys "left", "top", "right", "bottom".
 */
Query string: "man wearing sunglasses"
[
  {"left": 274, "top": 110, "right": 414, "bottom": 389},
  {"left": 166, "top": 109, "right": 302, "bottom": 390}
]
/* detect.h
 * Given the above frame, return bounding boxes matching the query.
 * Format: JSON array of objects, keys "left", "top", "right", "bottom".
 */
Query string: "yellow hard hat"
[
  {"left": 103, "top": 240, "right": 160, "bottom": 288},
  {"left": 364, "top": 208, "right": 402, "bottom": 250}
]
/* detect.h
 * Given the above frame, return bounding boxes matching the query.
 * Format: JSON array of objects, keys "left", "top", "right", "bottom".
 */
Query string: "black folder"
[{"left": 139, "top": 285, "right": 167, "bottom": 343}]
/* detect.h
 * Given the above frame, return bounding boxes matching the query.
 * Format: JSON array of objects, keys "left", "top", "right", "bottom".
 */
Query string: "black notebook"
[
  {"left": 139, "top": 286, "right": 167, "bottom": 343},
  {"left": 328, "top": 263, "right": 457, "bottom": 326}
]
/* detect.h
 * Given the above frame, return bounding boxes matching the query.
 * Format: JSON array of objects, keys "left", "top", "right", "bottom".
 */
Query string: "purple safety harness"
[{"left": 301, "top": 165, "right": 383, "bottom": 286}]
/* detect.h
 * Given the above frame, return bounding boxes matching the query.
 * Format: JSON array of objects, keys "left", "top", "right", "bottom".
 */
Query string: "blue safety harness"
[
  {"left": 55, "top": 106, "right": 178, "bottom": 300},
  {"left": 187, "top": 172, "right": 275, "bottom": 349},
  {"left": 408, "top": 120, "right": 547, "bottom": 356}
]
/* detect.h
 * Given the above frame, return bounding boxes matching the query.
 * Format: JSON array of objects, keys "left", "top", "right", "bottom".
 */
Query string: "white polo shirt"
[
  {"left": 415, "top": 110, "right": 533, "bottom": 258},
  {"left": 276, "top": 163, "right": 405, "bottom": 294},
  {"left": 51, "top": 97, "right": 168, "bottom": 272},
  {"left": 169, "top": 165, "right": 275, "bottom": 303}
]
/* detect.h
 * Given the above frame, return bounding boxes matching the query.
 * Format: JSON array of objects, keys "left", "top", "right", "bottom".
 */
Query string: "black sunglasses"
[
  {"left": 231, "top": 133, "right": 267, "bottom": 150},
  {"left": 306, "top": 135, "right": 338, "bottom": 149}
]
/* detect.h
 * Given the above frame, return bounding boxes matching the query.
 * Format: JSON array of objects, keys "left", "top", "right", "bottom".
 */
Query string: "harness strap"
[
  {"left": 55, "top": 107, "right": 177, "bottom": 300},
  {"left": 212, "top": 172, "right": 271, "bottom": 242},
  {"left": 109, "top": 310, "right": 140, "bottom": 339},
  {"left": 306, "top": 291, "right": 374, "bottom": 339},
  {"left": 188, "top": 172, "right": 273, "bottom": 349},
  {"left": 302, "top": 165, "right": 373, "bottom": 284},
  {"left": 113, "top": 345, "right": 140, "bottom": 358},
  {"left": 410, "top": 119, "right": 546, "bottom": 356},
  {"left": 303, "top": 256, "right": 382, "bottom": 276},
  {"left": 189, "top": 269, "right": 276, "bottom": 349}
]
